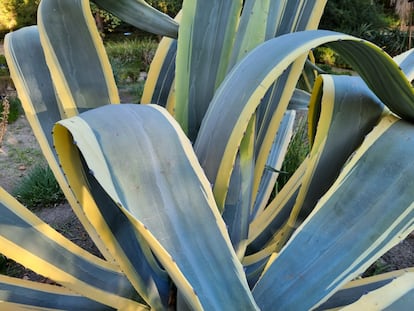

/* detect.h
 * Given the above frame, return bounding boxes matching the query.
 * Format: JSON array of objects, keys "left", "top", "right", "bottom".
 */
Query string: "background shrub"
[
  {"left": 105, "top": 38, "right": 157, "bottom": 83},
  {"left": 12, "top": 164, "right": 65, "bottom": 210}
]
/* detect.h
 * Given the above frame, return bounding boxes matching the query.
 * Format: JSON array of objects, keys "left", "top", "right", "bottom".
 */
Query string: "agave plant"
[{"left": 2, "top": 0, "right": 414, "bottom": 309}]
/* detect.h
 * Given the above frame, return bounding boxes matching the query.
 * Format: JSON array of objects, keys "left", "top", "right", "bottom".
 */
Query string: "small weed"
[{"left": 12, "top": 164, "right": 65, "bottom": 209}]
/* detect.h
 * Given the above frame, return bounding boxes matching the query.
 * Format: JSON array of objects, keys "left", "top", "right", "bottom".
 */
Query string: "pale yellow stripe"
[
  {"left": 0, "top": 302, "right": 59, "bottom": 311},
  {"left": 122, "top": 209, "right": 204, "bottom": 311},
  {"left": 287, "top": 74, "right": 335, "bottom": 224},
  {"left": 0, "top": 274, "right": 76, "bottom": 295},
  {"left": 342, "top": 267, "right": 414, "bottom": 290},
  {"left": 81, "top": 0, "right": 120, "bottom": 104},
  {"left": 340, "top": 273, "right": 414, "bottom": 310},
  {"left": 166, "top": 79, "right": 176, "bottom": 115},
  {"left": 54, "top": 122, "right": 167, "bottom": 308},
  {"left": 150, "top": 105, "right": 235, "bottom": 250},
  {"left": 0, "top": 237, "right": 145, "bottom": 310},
  {"left": 312, "top": 114, "right": 398, "bottom": 215},
  {"left": 305, "top": 0, "right": 328, "bottom": 30},
  {"left": 248, "top": 157, "right": 308, "bottom": 242},
  {"left": 252, "top": 57, "right": 308, "bottom": 209},
  {"left": 327, "top": 201, "right": 414, "bottom": 291},
  {"left": 4, "top": 35, "right": 117, "bottom": 263},
  {"left": 141, "top": 36, "right": 175, "bottom": 104},
  {"left": 0, "top": 187, "right": 118, "bottom": 271},
  {"left": 37, "top": 3, "right": 77, "bottom": 118}
]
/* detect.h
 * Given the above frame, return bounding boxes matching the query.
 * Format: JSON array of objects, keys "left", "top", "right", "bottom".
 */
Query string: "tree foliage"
[
  {"left": 147, "top": 0, "right": 182, "bottom": 17},
  {"left": 0, "top": 0, "right": 40, "bottom": 35}
]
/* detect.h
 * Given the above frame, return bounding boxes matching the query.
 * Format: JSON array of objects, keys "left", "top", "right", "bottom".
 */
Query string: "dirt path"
[{"left": 0, "top": 115, "right": 44, "bottom": 193}]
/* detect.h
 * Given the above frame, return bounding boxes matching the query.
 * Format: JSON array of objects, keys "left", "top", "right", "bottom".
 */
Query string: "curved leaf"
[
  {"left": 0, "top": 188, "right": 144, "bottom": 310},
  {"left": 252, "top": 0, "right": 327, "bottom": 208},
  {"left": 253, "top": 115, "right": 414, "bottom": 310},
  {"left": 175, "top": 0, "right": 243, "bottom": 140},
  {"left": 93, "top": 0, "right": 178, "bottom": 39},
  {"left": 38, "top": 0, "right": 119, "bottom": 117},
  {"left": 274, "top": 74, "right": 385, "bottom": 247},
  {"left": 0, "top": 275, "right": 115, "bottom": 310},
  {"left": 141, "top": 37, "right": 177, "bottom": 109},
  {"left": 317, "top": 268, "right": 414, "bottom": 310},
  {"left": 342, "top": 272, "right": 414, "bottom": 310},
  {"left": 54, "top": 104, "right": 258, "bottom": 311},
  {"left": 4, "top": 26, "right": 115, "bottom": 262},
  {"left": 195, "top": 29, "right": 414, "bottom": 213},
  {"left": 53, "top": 125, "right": 170, "bottom": 309}
]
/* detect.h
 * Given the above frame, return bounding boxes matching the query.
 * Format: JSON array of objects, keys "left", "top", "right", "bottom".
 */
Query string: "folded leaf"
[
  {"left": 54, "top": 104, "right": 258, "bottom": 310},
  {"left": 53, "top": 124, "right": 170, "bottom": 309}
]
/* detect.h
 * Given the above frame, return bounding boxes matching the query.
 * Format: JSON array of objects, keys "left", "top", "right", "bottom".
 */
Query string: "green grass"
[
  {"left": 105, "top": 38, "right": 158, "bottom": 86},
  {"left": 12, "top": 164, "right": 65, "bottom": 210}
]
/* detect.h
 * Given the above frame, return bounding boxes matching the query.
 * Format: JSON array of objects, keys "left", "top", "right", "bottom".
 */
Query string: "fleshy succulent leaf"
[
  {"left": 38, "top": 0, "right": 120, "bottom": 117},
  {"left": 4, "top": 25, "right": 116, "bottom": 262},
  {"left": 54, "top": 104, "right": 259, "bottom": 310},
  {"left": 0, "top": 188, "right": 144, "bottom": 310},
  {"left": 253, "top": 115, "right": 414, "bottom": 310}
]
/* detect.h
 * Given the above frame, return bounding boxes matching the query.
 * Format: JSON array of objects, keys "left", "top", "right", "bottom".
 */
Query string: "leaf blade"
[{"left": 55, "top": 104, "right": 259, "bottom": 311}]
